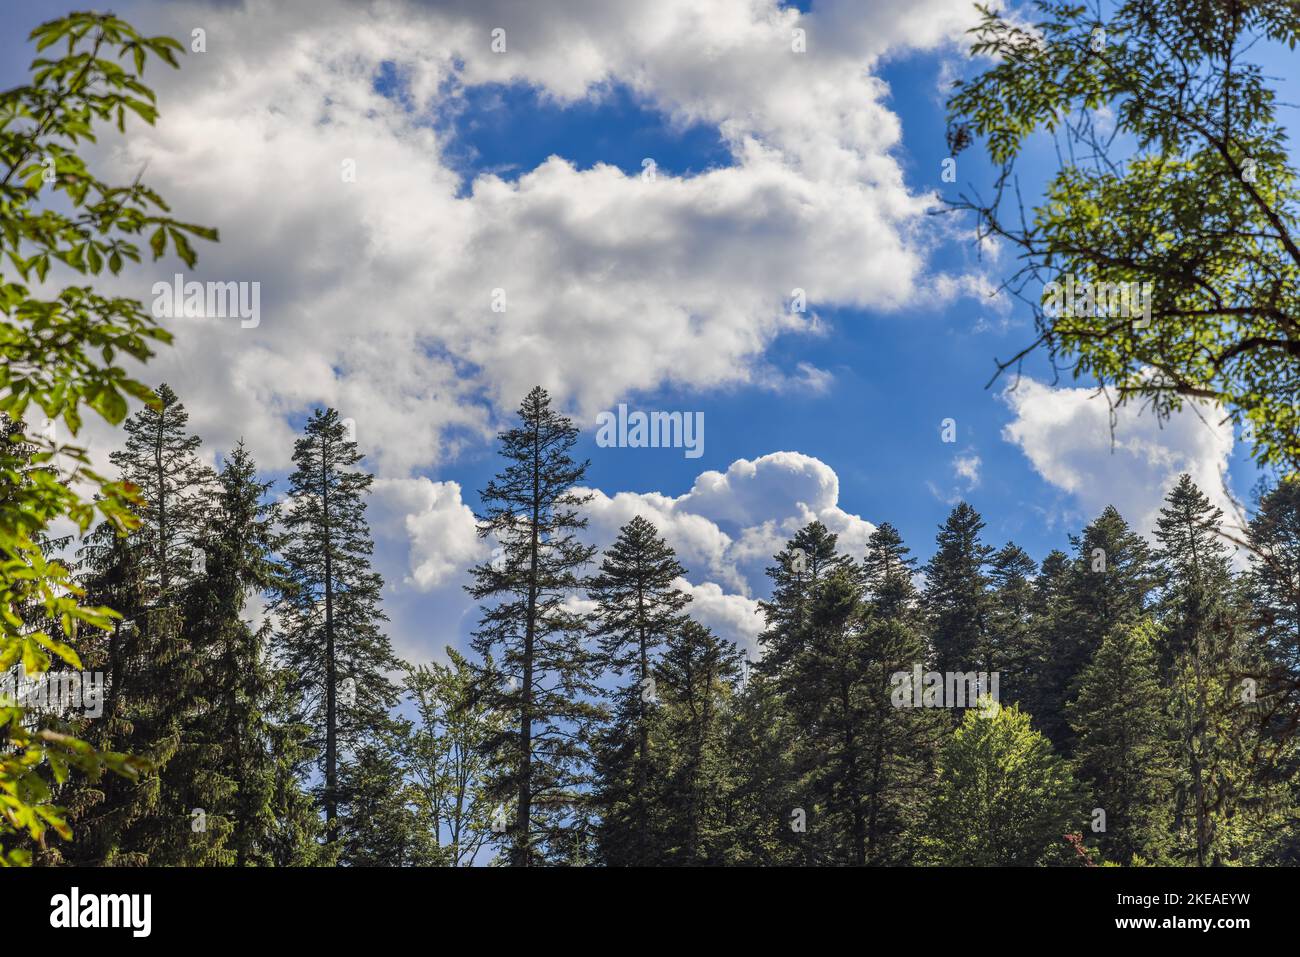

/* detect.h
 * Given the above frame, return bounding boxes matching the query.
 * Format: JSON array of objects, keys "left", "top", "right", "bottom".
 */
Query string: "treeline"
[{"left": 16, "top": 385, "right": 1300, "bottom": 866}]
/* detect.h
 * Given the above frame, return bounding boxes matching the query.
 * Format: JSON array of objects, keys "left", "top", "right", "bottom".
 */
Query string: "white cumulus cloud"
[{"left": 1000, "top": 378, "right": 1240, "bottom": 538}]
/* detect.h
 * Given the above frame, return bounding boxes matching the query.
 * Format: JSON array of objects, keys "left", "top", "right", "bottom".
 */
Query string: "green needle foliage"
[
  {"left": 589, "top": 516, "right": 691, "bottom": 866},
  {"left": 280, "top": 408, "right": 402, "bottom": 844},
  {"left": 466, "top": 387, "right": 601, "bottom": 866}
]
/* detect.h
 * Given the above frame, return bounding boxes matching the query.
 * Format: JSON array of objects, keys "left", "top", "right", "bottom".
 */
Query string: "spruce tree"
[
  {"left": 1248, "top": 479, "right": 1300, "bottom": 669},
  {"left": 1154, "top": 476, "right": 1235, "bottom": 667},
  {"left": 987, "top": 543, "right": 1037, "bottom": 707},
  {"left": 466, "top": 387, "right": 601, "bottom": 866},
  {"left": 61, "top": 519, "right": 157, "bottom": 865},
  {"left": 1014, "top": 547, "right": 1073, "bottom": 725},
  {"left": 109, "top": 383, "right": 214, "bottom": 602},
  {"left": 923, "top": 503, "right": 993, "bottom": 674},
  {"left": 861, "top": 522, "right": 916, "bottom": 621},
  {"left": 723, "top": 670, "right": 804, "bottom": 865},
  {"left": 588, "top": 516, "right": 690, "bottom": 865},
  {"left": 65, "top": 385, "right": 219, "bottom": 865},
  {"left": 280, "top": 408, "right": 401, "bottom": 844},
  {"left": 756, "top": 521, "right": 854, "bottom": 679},
  {"left": 859, "top": 523, "right": 941, "bottom": 863},
  {"left": 1038, "top": 506, "right": 1155, "bottom": 749},
  {"left": 654, "top": 620, "right": 743, "bottom": 865},
  {"left": 744, "top": 521, "right": 856, "bottom": 865},
  {"left": 1068, "top": 619, "right": 1175, "bottom": 864},
  {"left": 180, "top": 443, "right": 292, "bottom": 866},
  {"left": 1151, "top": 475, "right": 1273, "bottom": 864},
  {"left": 792, "top": 566, "right": 876, "bottom": 864},
  {"left": 1245, "top": 479, "right": 1300, "bottom": 860}
]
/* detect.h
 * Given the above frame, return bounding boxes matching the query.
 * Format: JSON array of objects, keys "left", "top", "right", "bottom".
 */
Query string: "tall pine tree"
[
  {"left": 923, "top": 503, "right": 993, "bottom": 674},
  {"left": 466, "top": 387, "right": 601, "bottom": 866},
  {"left": 589, "top": 516, "right": 690, "bottom": 865},
  {"left": 280, "top": 408, "right": 401, "bottom": 845}
]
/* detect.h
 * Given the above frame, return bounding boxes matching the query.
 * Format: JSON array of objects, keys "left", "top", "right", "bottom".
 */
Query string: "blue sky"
[{"left": 5, "top": 0, "right": 1289, "bottom": 662}]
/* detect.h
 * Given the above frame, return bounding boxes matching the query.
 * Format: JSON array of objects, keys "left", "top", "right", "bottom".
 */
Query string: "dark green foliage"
[
  {"left": 1069, "top": 619, "right": 1175, "bottom": 864},
  {"left": 987, "top": 543, "right": 1037, "bottom": 707},
  {"left": 27, "top": 386, "right": 1300, "bottom": 870},
  {"left": 63, "top": 386, "right": 219, "bottom": 865},
  {"left": 1249, "top": 479, "right": 1300, "bottom": 669},
  {"left": 589, "top": 516, "right": 690, "bottom": 865},
  {"left": 654, "top": 620, "right": 743, "bottom": 865},
  {"left": 337, "top": 722, "right": 437, "bottom": 867},
  {"left": 279, "top": 408, "right": 402, "bottom": 843},
  {"left": 923, "top": 503, "right": 994, "bottom": 674},
  {"left": 1038, "top": 506, "right": 1156, "bottom": 749},
  {"left": 466, "top": 387, "right": 602, "bottom": 866},
  {"left": 756, "top": 520, "right": 855, "bottom": 679}
]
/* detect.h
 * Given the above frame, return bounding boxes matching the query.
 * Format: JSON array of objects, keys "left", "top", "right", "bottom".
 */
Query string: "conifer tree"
[
  {"left": 654, "top": 620, "right": 743, "bottom": 865},
  {"left": 60, "top": 520, "right": 157, "bottom": 865},
  {"left": 723, "top": 670, "right": 804, "bottom": 865},
  {"left": 791, "top": 566, "right": 876, "bottom": 864},
  {"left": 1036, "top": 507, "right": 1155, "bottom": 749},
  {"left": 742, "top": 521, "right": 856, "bottom": 865},
  {"left": 65, "top": 386, "right": 219, "bottom": 865},
  {"left": 1154, "top": 475, "right": 1262, "bottom": 864},
  {"left": 180, "top": 443, "right": 295, "bottom": 866},
  {"left": 466, "top": 387, "right": 601, "bottom": 866},
  {"left": 589, "top": 516, "right": 690, "bottom": 865},
  {"left": 861, "top": 522, "right": 916, "bottom": 621},
  {"left": 756, "top": 521, "right": 854, "bottom": 679},
  {"left": 109, "top": 383, "right": 214, "bottom": 602},
  {"left": 859, "top": 523, "right": 941, "bottom": 863},
  {"left": 337, "top": 720, "right": 436, "bottom": 867},
  {"left": 1068, "top": 619, "right": 1176, "bottom": 864},
  {"left": 923, "top": 503, "right": 993, "bottom": 674},
  {"left": 1245, "top": 480, "right": 1300, "bottom": 861},
  {"left": 280, "top": 408, "right": 401, "bottom": 843},
  {"left": 988, "top": 543, "right": 1037, "bottom": 707},
  {"left": 1249, "top": 479, "right": 1300, "bottom": 669},
  {"left": 265, "top": 679, "right": 331, "bottom": 867}
]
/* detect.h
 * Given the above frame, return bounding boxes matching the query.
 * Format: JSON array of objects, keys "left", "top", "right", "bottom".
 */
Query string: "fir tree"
[
  {"left": 466, "top": 387, "right": 601, "bottom": 866},
  {"left": 1154, "top": 475, "right": 1259, "bottom": 864},
  {"left": 860, "top": 523, "right": 941, "bottom": 863},
  {"left": 65, "top": 386, "right": 218, "bottom": 865},
  {"left": 108, "top": 383, "right": 214, "bottom": 602},
  {"left": 987, "top": 543, "right": 1037, "bottom": 707},
  {"left": 1068, "top": 619, "right": 1176, "bottom": 864},
  {"left": 756, "top": 521, "right": 854, "bottom": 679},
  {"left": 654, "top": 620, "right": 743, "bottom": 865},
  {"left": 745, "top": 521, "right": 856, "bottom": 865},
  {"left": 723, "top": 671, "right": 804, "bottom": 865},
  {"left": 923, "top": 503, "right": 994, "bottom": 674},
  {"left": 1038, "top": 506, "right": 1155, "bottom": 749},
  {"left": 280, "top": 408, "right": 401, "bottom": 844},
  {"left": 180, "top": 443, "right": 290, "bottom": 866},
  {"left": 1248, "top": 479, "right": 1300, "bottom": 669},
  {"left": 589, "top": 516, "right": 690, "bottom": 865},
  {"left": 793, "top": 567, "right": 875, "bottom": 863}
]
